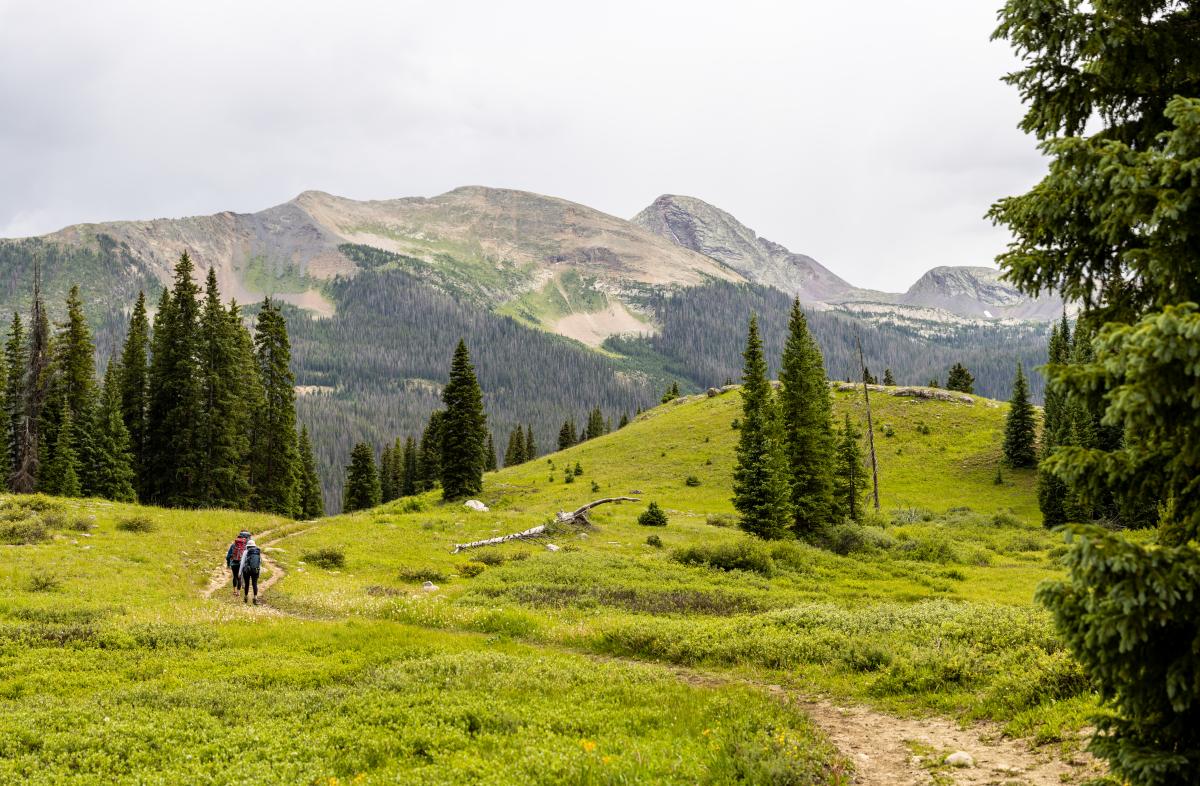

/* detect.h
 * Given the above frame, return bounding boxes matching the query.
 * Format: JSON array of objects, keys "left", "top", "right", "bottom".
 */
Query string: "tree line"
[{"left": 0, "top": 253, "right": 323, "bottom": 518}]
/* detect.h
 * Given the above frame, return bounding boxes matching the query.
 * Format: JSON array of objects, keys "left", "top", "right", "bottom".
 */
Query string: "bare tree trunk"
[
  {"left": 857, "top": 338, "right": 880, "bottom": 511},
  {"left": 451, "top": 496, "right": 639, "bottom": 553}
]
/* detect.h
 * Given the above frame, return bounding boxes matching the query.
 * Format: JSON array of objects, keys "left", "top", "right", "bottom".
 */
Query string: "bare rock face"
[
  {"left": 901, "top": 266, "right": 1065, "bottom": 321},
  {"left": 463, "top": 500, "right": 489, "bottom": 512},
  {"left": 632, "top": 194, "right": 857, "bottom": 302}
]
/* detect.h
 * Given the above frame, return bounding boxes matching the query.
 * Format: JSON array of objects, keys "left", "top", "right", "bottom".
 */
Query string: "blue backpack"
[{"left": 243, "top": 544, "right": 261, "bottom": 572}]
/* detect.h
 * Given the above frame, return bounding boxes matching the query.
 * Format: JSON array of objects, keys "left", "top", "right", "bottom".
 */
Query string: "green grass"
[
  {"left": 497, "top": 270, "right": 614, "bottom": 329},
  {"left": 242, "top": 254, "right": 316, "bottom": 295},
  {"left": 1, "top": 386, "right": 1092, "bottom": 782}
]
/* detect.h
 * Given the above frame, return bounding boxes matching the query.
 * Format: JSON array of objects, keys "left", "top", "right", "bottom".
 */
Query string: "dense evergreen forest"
[
  {"left": 0, "top": 239, "right": 1052, "bottom": 514},
  {"left": 614, "top": 281, "right": 1051, "bottom": 402}
]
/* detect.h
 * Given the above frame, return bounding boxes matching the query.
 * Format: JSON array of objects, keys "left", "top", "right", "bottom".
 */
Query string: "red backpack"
[{"left": 231, "top": 535, "right": 248, "bottom": 562}]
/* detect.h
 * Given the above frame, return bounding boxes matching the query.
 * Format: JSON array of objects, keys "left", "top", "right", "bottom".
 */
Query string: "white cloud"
[{"left": 0, "top": 0, "right": 1044, "bottom": 291}]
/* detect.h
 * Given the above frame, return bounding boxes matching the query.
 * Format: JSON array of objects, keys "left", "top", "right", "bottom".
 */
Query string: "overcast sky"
[{"left": 0, "top": 1, "right": 1044, "bottom": 292}]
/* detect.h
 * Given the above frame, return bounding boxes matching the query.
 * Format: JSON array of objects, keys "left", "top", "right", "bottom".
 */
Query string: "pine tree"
[
  {"left": 228, "top": 300, "right": 265, "bottom": 505},
  {"left": 119, "top": 292, "right": 150, "bottom": 499},
  {"left": 249, "top": 298, "right": 299, "bottom": 516},
  {"left": 43, "top": 404, "right": 81, "bottom": 497},
  {"left": 777, "top": 299, "right": 835, "bottom": 538},
  {"left": 619, "top": 411, "right": 629, "bottom": 429},
  {"left": 343, "top": 441, "right": 380, "bottom": 512},
  {"left": 90, "top": 359, "right": 137, "bottom": 502},
  {"left": 505, "top": 426, "right": 526, "bottom": 467},
  {"left": 585, "top": 407, "right": 605, "bottom": 440},
  {"left": 883, "top": 368, "right": 896, "bottom": 386},
  {"left": 485, "top": 432, "right": 498, "bottom": 472},
  {"left": 45, "top": 286, "right": 98, "bottom": 493},
  {"left": 5, "top": 313, "right": 25, "bottom": 487},
  {"left": 296, "top": 424, "right": 324, "bottom": 518},
  {"left": 558, "top": 419, "right": 575, "bottom": 450},
  {"left": 379, "top": 443, "right": 396, "bottom": 502},
  {"left": 661, "top": 381, "right": 680, "bottom": 404},
  {"left": 732, "top": 315, "right": 793, "bottom": 540},
  {"left": 1003, "top": 363, "right": 1037, "bottom": 468},
  {"left": 197, "top": 270, "right": 250, "bottom": 508},
  {"left": 524, "top": 424, "right": 536, "bottom": 461},
  {"left": 13, "top": 267, "right": 51, "bottom": 494},
  {"left": 946, "top": 363, "right": 974, "bottom": 394},
  {"left": 417, "top": 410, "right": 443, "bottom": 491},
  {"left": 440, "top": 339, "right": 486, "bottom": 501},
  {"left": 862, "top": 367, "right": 877, "bottom": 385},
  {"left": 145, "top": 254, "right": 203, "bottom": 506},
  {"left": 400, "top": 436, "right": 418, "bottom": 496},
  {"left": 834, "top": 413, "right": 868, "bottom": 521}
]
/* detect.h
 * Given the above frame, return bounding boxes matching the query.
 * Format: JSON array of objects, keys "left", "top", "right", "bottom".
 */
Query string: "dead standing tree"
[
  {"left": 450, "top": 497, "right": 639, "bottom": 553},
  {"left": 857, "top": 337, "right": 881, "bottom": 511}
]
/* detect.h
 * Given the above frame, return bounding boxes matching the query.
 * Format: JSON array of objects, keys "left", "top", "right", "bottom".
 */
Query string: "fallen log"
[{"left": 450, "top": 496, "right": 639, "bottom": 553}]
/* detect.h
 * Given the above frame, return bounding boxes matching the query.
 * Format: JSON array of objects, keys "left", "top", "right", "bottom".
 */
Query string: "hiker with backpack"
[
  {"left": 239, "top": 537, "right": 263, "bottom": 605},
  {"left": 226, "top": 530, "right": 250, "bottom": 592}
]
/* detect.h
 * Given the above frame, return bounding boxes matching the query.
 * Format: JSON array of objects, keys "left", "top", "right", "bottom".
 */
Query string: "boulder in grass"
[
  {"left": 463, "top": 500, "right": 489, "bottom": 512},
  {"left": 421, "top": 580, "right": 439, "bottom": 592},
  {"left": 945, "top": 751, "right": 973, "bottom": 768}
]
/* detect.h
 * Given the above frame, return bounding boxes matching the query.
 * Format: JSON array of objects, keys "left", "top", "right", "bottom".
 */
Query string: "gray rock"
[
  {"left": 945, "top": 751, "right": 974, "bottom": 768},
  {"left": 706, "top": 387, "right": 720, "bottom": 397},
  {"left": 421, "top": 581, "right": 438, "bottom": 591},
  {"left": 545, "top": 544, "right": 561, "bottom": 552},
  {"left": 463, "top": 500, "right": 489, "bottom": 512}
]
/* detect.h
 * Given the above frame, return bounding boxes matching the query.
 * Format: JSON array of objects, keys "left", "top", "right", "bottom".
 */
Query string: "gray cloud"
[{"left": 0, "top": 0, "right": 1044, "bottom": 291}]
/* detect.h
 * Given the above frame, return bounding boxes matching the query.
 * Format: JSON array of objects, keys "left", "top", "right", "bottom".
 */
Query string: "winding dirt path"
[
  {"left": 201, "top": 527, "right": 315, "bottom": 604},
  {"left": 198, "top": 530, "right": 1103, "bottom": 783}
]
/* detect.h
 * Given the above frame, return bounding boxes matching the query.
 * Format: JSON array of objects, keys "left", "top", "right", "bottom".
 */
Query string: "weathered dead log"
[{"left": 450, "top": 496, "right": 639, "bottom": 553}]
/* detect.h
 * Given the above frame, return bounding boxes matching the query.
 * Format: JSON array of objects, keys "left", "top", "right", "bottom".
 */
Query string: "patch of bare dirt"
[{"left": 554, "top": 301, "right": 655, "bottom": 347}]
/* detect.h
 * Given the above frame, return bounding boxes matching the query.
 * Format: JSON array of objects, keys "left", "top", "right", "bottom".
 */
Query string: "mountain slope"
[
  {"left": 633, "top": 194, "right": 1066, "bottom": 321},
  {"left": 631, "top": 194, "right": 858, "bottom": 302}
]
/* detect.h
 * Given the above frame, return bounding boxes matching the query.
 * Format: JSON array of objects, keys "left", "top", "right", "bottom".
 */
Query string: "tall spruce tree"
[
  {"left": 731, "top": 315, "right": 793, "bottom": 540},
  {"left": 5, "top": 313, "right": 25, "bottom": 486},
  {"left": 43, "top": 404, "right": 81, "bottom": 497},
  {"left": 197, "top": 270, "right": 250, "bottom": 508},
  {"left": 991, "top": 4, "right": 1200, "bottom": 779},
  {"left": 883, "top": 368, "right": 896, "bottom": 386},
  {"left": 505, "top": 426, "right": 526, "bottom": 467},
  {"left": 401, "top": 435, "right": 418, "bottom": 496},
  {"left": 296, "top": 424, "right": 324, "bottom": 518},
  {"left": 585, "top": 407, "right": 605, "bottom": 440},
  {"left": 13, "top": 268, "right": 51, "bottom": 494},
  {"left": 439, "top": 339, "right": 486, "bottom": 501},
  {"left": 485, "top": 433, "right": 498, "bottom": 472},
  {"left": 417, "top": 410, "right": 443, "bottom": 491},
  {"left": 119, "top": 291, "right": 150, "bottom": 499},
  {"left": 343, "top": 441, "right": 380, "bottom": 513},
  {"left": 946, "top": 363, "right": 975, "bottom": 393},
  {"left": 45, "top": 286, "right": 97, "bottom": 493},
  {"left": 1003, "top": 363, "right": 1037, "bottom": 468},
  {"left": 524, "top": 424, "right": 536, "bottom": 460},
  {"left": 834, "top": 413, "right": 868, "bottom": 521},
  {"left": 778, "top": 298, "right": 836, "bottom": 538},
  {"left": 1037, "top": 316, "right": 1072, "bottom": 528},
  {"left": 558, "top": 420, "right": 575, "bottom": 450},
  {"left": 91, "top": 359, "right": 137, "bottom": 502},
  {"left": 249, "top": 298, "right": 299, "bottom": 516},
  {"left": 145, "top": 254, "right": 203, "bottom": 506},
  {"left": 379, "top": 443, "right": 397, "bottom": 502}
]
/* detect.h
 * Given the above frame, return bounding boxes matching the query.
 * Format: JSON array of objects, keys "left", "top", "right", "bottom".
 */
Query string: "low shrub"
[
  {"left": 25, "top": 571, "right": 61, "bottom": 592},
  {"left": 638, "top": 502, "right": 668, "bottom": 527},
  {"left": 769, "top": 540, "right": 813, "bottom": 572},
  {"left": 399, "top": 497, "right": 425, "bottom": 513},
  {"left": 990, "top": 511, "right": 1023, "bottom": 528},
  {"left": 472, "top": 551, "right": 506, "bottom": 566},
  {"left": 456, "top": 562, "right": 486, "bottom": 578},
  {"left": 672, "top": 540, "right": 775, "bottom": 577},
  {"left": 302, "top": 547, "right": 345, "bottom": 569},
  {"left": 706, "top": 513, "right": 736, "bottom": 528},
  {"left": 0, "top": 518, "right": 49, "bottom": 545},
  {"left": 895, "top": 537, "right": 958, "bottom": 564},
  {"left": 891, "top": 507, "right": 934, "bottom": 524},
  {"left": 116, "top": 516, "right": 156, "bottom": 533},
  {"left": 398, "top": 566, "right": 447, "bottom": 583},
  {"left": 684, "top": 475, "right": 701, "bottom": 487},
  {"left": 646, "top": 534, "right": 663, "bottom": 548}
]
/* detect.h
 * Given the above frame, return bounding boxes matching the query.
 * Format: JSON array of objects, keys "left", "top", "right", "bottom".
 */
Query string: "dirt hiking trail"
[{"left": 200, "top": 531, "right": 1104, "bottom": 784}]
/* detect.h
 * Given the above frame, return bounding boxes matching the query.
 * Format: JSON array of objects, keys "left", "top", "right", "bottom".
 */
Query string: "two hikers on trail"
[{"left": 225, "top": 531, "right": 262, "bottom": 605}]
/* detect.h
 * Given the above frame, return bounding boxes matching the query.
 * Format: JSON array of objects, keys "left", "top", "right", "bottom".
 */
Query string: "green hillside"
[{"left": 1, "top": 388, "right": 1102, "bottom": 784}]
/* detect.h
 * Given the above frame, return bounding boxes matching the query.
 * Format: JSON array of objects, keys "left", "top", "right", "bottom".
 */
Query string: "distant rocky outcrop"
[{"left": 899, "top": 266, "right": 1065, "bottom": 321}]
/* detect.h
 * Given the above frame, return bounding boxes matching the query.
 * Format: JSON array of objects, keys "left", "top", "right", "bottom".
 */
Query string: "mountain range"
[{"left": 0, "top": 187, "right": 1058, "bottom": 511}]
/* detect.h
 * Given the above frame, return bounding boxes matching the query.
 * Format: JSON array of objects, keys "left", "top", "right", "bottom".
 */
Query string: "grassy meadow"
[{"left": 1, "top": 385, "right": 1098, "bottom": 783}]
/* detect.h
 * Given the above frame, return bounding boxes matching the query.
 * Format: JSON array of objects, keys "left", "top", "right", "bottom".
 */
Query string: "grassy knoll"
[{"left": 2, "top": 386, "right": 1096, "bottom": 782}]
